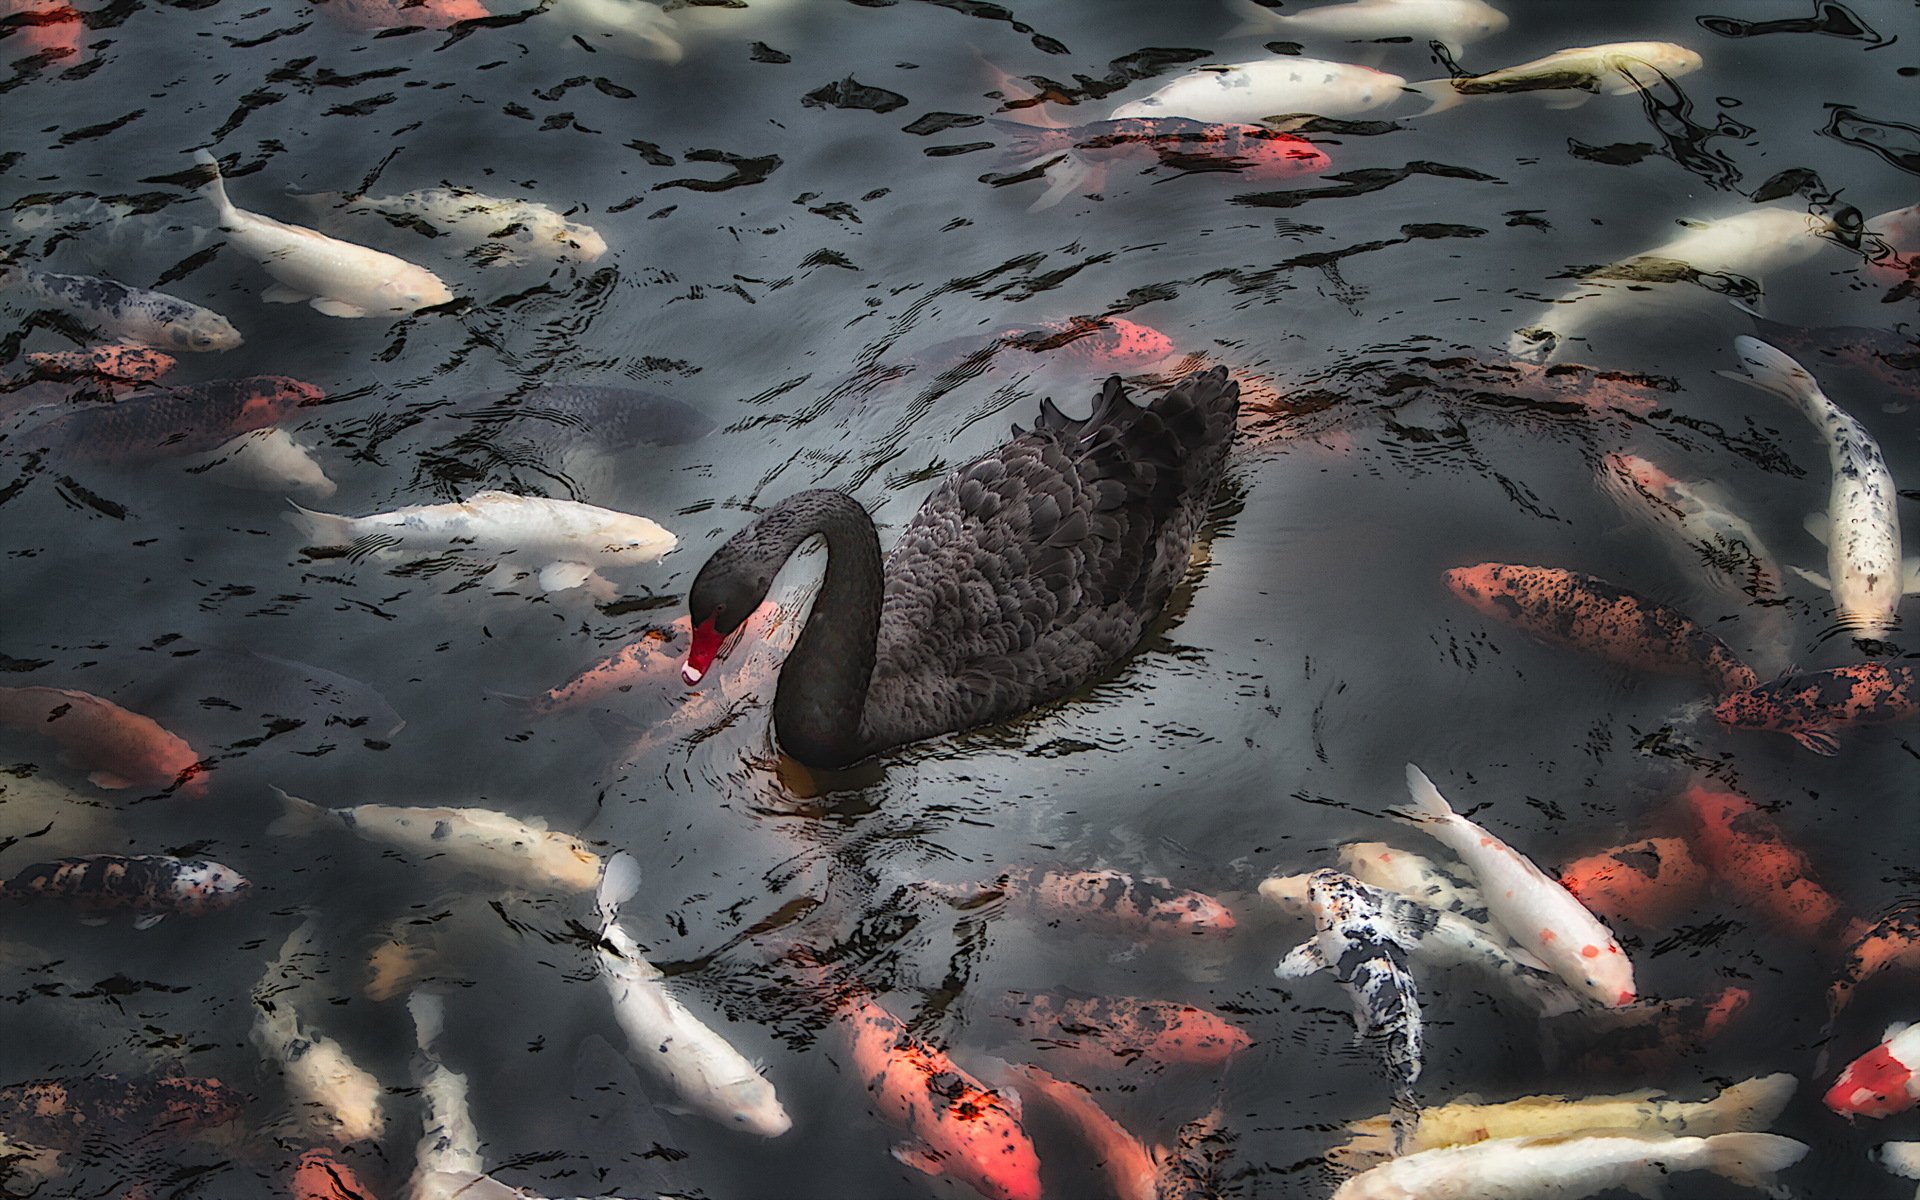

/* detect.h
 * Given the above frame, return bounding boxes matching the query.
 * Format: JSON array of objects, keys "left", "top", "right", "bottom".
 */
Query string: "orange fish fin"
[{"left": 890, "top": 1142, "right": 945, "bottom": 1178}]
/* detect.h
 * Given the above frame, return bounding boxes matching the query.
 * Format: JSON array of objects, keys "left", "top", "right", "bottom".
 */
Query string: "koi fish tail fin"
[
  {"left": 596, "top": 849, "right": 642, "bottom": 931},
  {"left": 1698, "top": 1132, "right": 1808, "bottom": 1197},
  {"left": 1393, "top": 764, "right": 1456, "bottom": 826},
  {"left": 1218, "top": 0, "right": 1281, "bottom": 38},
  {"left": 1712, "top": 1074, "right": 1799, "bottom": 1133},
  {"left": 1405, "top": 78, "right": 1468, "bottom": 118},
  {"left": 191, "top": 149, "right": 239, "bottom": 226},
  {"left": 265, "top": 786, "right": 331, "bottom": 837},
  {"left": 1719, "top": 336, "right": 1821, "bottom": 412},
  {"left": 283, "top": 500, "right": 355, "bottom": 549}
]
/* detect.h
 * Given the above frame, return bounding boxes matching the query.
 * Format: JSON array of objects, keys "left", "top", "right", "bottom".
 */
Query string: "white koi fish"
[
  {"left": 298, "top": 187, "right": 607, "bottom": 264},
  {"left": 1397, "top": 765, "right": 1636, "bottom": 1008},
  {"left": 547, "top": 0, "right": 683, "bottom": 62},
  {"left": 0, "top": 256, "right": 240, "bottom": 351},
  {"left": 1601, "top": 451, "right": 1780, "bottom": 598},
  {"left": 1331, "top": 1074, "right": 1797, "bottom": 1172},
  {"left": 1108, "top": 58, "right": 1408, "bottom": 124},
  {"left": 252, "top": 922, "right": 387, "bottom": 1145},
  {"left": 1273, "top": 869, "right": 1424, "bottom": 1151},
  {"left": 184, "top": 428, "right": 335, "bottom": 498},
  {"left": 1720, "top": 336, "right": 1918, "bottom": 634},
  {"left": 1413, "top": 41, "right": 1702, "bottom": 115},
  {"left": 285, "top": 490, "right": 676, "bottom": 594},
  {"left": 1224, "top": 0, "right": 1506, "bottom": 50},
  {"left": 1331, "top": 1131, "right": 1807, "bottom": 1199},
  {"left": 268, "top": 787, "right": 603, "bottom": 892},
  {"left": 1879, "top": 1142, "right": 1920, "bottom": 1198},
  {"left": 1336, "top": 841, "right": 1489, "bottom": 922},
  {"left": 594, "top": 852, "right": 791, "bottom": 1137},
  {"left": 193, "top": 149, "right": 454, "bottom": 318}
]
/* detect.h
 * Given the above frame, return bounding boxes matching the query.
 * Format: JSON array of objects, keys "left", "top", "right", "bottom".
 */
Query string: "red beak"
[{"left": 683, "top": 616, "right": 724, "bottom": 685}]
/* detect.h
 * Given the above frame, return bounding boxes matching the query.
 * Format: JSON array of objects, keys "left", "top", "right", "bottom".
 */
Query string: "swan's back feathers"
[{"left": 862, "top": 366, "right": 1238, "bottom": 750}]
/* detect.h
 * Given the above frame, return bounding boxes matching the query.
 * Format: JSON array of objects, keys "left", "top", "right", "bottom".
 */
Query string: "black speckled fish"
[
  {"left": 0, "top": 258, "right": 241, "bottom": 351},
  {"left": 0, "top": 854, "right": 249, "bottom": 928},
  {"left": 1275, "top": 869, "right": 1425, "bottom": 1152}
]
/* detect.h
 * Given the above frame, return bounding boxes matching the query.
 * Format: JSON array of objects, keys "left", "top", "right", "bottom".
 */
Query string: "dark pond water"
[{"left": 5, "top": 0, "right": 1920, "bottom": 1196}]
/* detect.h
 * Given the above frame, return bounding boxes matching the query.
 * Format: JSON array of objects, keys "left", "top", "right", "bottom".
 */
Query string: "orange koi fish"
[
  {"left": 0, "top": 0, "right": 84, "bottom": 63},
  {"left": 18, "top": 346, "right": 178, "bottom": 389},
  {"left": 1829, "top": 911, "right": 1920, "bottom": 1025},
  {"left": 521, "top": 603, "right": 778, "bottom": 718},
  {"left": 1572, "top": 986, "right": 1750, "bottom": 1076},
  {"left": 1396, "top": 355, "right": 1675, "bottom": 416},
  {"left": 314, "top": 0, "right": 487, "bottom": 31},
  {"left": 0, "top": 1073, "right": 246, "bottom": 1147},
  {"left": 1685, "top": 784, "right": 1858, "bottom": 942},
  {"left": 0, "top": 686, "right": 205, "bottom": 794},
  {"left": 994, "top": 990, "right": 1250, "bottom": 1072},
  {"left": 1004, "top": 1064, "right": 1157, "bottom": 1200},
  {"left": 1558, "top": 837, "right": 1709, "bottom": 930},
  {"left": 936, "top": 867, "right": 1235, "bottom": 937},
  {"left": 290, "top": 1147, "right": 380, "bottom": 1200},
  {"left": 839, "top": 993, "right": 1042, "bottom": 1200},
  {"left": 1444, "top": 563, "right": 1759, "bottom": 696},
  {"left": 23, "top": 376, "right": 322, "bottom": 465},
  {"left": 1714, "top": 663, "right": 1920, "bottom": 756}
]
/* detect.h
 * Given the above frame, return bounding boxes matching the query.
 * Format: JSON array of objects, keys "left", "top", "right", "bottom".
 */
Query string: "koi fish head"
[
  {"left": 1014, "top": 317, "right": 1177, "bottom": 368},
  {"left": 718, "top": 1074, "right": 793, "bottom": 1138},
  {"left": 168, "top": 311, "right": 244, "bottom": 353},
  {"left": 172, "top": 860, "right": 250, "bottom": 912},
  {"left": 554, "top": 220, "right": 608, "bottom": 262},
  {"left": 375, "top": 266, "right": 455, "bottom": 313},
  {"left": 1441, "top": 562, "right": 1533, "bottom": 618},
  {"left": 1575, "top": 937, "right": 1637, "bottom": 1008},
  {"left": 1826, "top": 1039, "right": 1920, "bottom": 1117}
]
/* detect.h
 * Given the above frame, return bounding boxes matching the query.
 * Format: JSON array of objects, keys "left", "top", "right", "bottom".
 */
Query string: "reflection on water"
[{"left": 5, "top": 0, "right": 1920, "bottom": 1196}]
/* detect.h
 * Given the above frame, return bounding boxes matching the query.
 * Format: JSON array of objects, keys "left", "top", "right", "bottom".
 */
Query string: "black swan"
[{"left": 680, "top": 365, "right": 1240, "bottom": 769}]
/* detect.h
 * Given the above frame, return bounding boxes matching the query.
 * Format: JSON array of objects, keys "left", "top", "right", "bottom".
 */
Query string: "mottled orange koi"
[
  {"left": 0, "top": 686, "right": 205, "bottom": 795},
  {"left": 995, "top": 990, "right": 1250, "bottom": 1072},
  {"left": 1686, "top": 785, "right": 1857, "bottom": 942},
  {"left": 1715, "top": 663, "right": 1920, "bottom": 755},
  {"left": 1558, "top": 837, "right": 1709, "bottom": 929}
]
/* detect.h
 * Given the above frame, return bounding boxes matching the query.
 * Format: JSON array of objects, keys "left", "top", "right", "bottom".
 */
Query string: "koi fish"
[
  {"left": 1829, "top": 911, "right": 1920, "bottom": 1026},
  {"left": 1715, "top": 663, "right": 1920, "bottom": 755},
  {"left": 298, "top": 187, "right": 606, "bottom": 264},
  {"left": 268, "top": 787, "right": 603, "bottom": 893},
  {"left": 0, "top": 1073, "right": 245, "bottom": 1147},
  {"left": 1686, "top": 784, "right": 1857, "bottom": 941},
  {"left": 1337, "top": 841, "right": 1488, "bottom": 921},
  {"left": 1413, "top": 41, "right": 1703, "bottom": 115},
  {"left": 547, "top": 0, "right": 683, "bottom": 63},
  {"left": 992, "top": 989, "right": 1250, "bottom": 1071},
  {"left": 1879, "top": 1142, "right": 1920, "bottom": 1195},
  {"left": 1273, "top": 869, "right": 1424, "bottom": 1149},
  {"left": 1002, "top": 1064, "right": 1157, "bottom": 1200},
  {"left": 1721, "top": 336, "right": 1918, "bottom": 635},
  {"left": 1262, "top": 870, "right": 1580, "bottom": 1015},
  {"left": 1600, "top": 452, "right": 1781, "bottom": 601},
  {"left": 994, "top": 117, "right": 1330, "bottom": 210},
  {"left": 593, "top": 852, "right": 791, "bottom": 1136},
  {"left": 838, "top": 991, "right": 1042, "bottom": 1200},
  {"left": 252, "top": 923, "right": 388, "bottom": 1145},
  {"left": 890, "top": 318, "right": 1178, "bottom": 387},
  {"left": 0, "top": 0, "right": 84, "bottom": 63},
  {"left": 18, "top": 346, "right": 177, "bottom": 388},
  {"left": 1733, "top": 302, "right": 1920, "bottom": 400},
  {"left": 193, "top": 150, "right": 453, "bottom": 318},
  {"left": 1558, "top": 837, "right": 1709, "bottom": 929},
  {"left": 1224, "top": 0, "right": 1506, "bottom": 49},
  {"left": 285, "top": 491, "right": 676, "bottom": 595},
  {"left": 1827, "top": 1022, "right": 1920, "bottom": 1117},
  {"left": 183, "top": 427, "right": 335, "bottom": 498},
  {"left": 1331, "top": 1074, "right": 1797, "bottom": 1174},
  {"left": 511, "top": 625, "right": 683, "bottom": 717},
  {"left": 931, "top": 867, "right": 1235, "bottom": 937},
  {"left": 1398, "top": 765, "right": 1636, "bottom": 1008},
  {"left": 1444, "top": 563, "right": 1759, "bottom": 697},
  {"left": 1330, "top": 1131, "right": 1806, "bottom": 1199},
  {"left": 1153, "top": 1104, "right": 1231, "bottom": 1200},
  {"left": 0, "top": 854, "right": 248, "bottom": 929},
  {"left": 0, "top": 258, "right": 240, "bottom": 351},
  {"left": 1573, "top": 986, "right": 1751, "bottom": 1077},
  {"left": 0, "top": 685, "right": 205, "bottom": 794},
  {"left": 406, "top": 990, "right": 517, "bottom": 1200},
  {"left": 24, "top": 375, "right": 321, "bottom": 465},
  {"left": 1108, "top": 58, "right": 1408, "bottom": 125},
  {"left": 290, "top": 1147, "right": 380, "bottom": 1200},
  {"left": 315, "top": 0, "right": 487, "bottom": 32}
]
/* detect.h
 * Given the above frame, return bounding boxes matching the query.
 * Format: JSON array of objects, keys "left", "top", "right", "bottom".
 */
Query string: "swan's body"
[{"left": 682, "top": 367, "right": 1239, "bottom": 768}]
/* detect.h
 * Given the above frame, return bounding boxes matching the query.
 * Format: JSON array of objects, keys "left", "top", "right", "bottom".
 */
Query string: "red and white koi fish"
[
  {"left": 1444, "top": 563, "right": 1759, "bottom": 697},
  {"left": 0, "top": 0, "right": 84, "bottom": 64},
  {"left": 1715, "top": 663, "right": 1920, "bottom": 755},
  {"left": 1828, "top": 1023, "right": 1920, "bottom": 1118},
  {"left": 1558, "top": 837, "right": 1709, "bottom": 930},
  {"left": 0, "top": 854, "right": 248, "bottom": 929},
  {"left": 1002, "top": 1064, "right": 1157, "bottom": 1200},
  {"left": 1397, "top": 765, "right": 1636, "bottom": 1008},
  {"left": 996, "top": 117, "right": 1330, "bottom": 210},
  {"left": 930, "top": 867, "right": 1235, "bottom": 938},
  {"left": 1685, "top": 784, "right": 1860, "bottom": 942},
  {"left": 0, "top": 686, "right": 205, "bottom": 794},
  {"left": 838, "top": 992, "right": 1042, "bottom": 1200},
  {"left": 993, "top": 989, "right": 1250, "bottom": 1072}
]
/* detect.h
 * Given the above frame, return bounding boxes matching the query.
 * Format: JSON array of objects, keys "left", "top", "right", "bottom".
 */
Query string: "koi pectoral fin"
[
  {"left": 1802, "top": 512, "right": 1830, "bottom": 545},
  {"left": 1274, "top": 940, "right": 1327, "bottom": 980},
  {"left": 1901, "top": 557, "right": 1920, "bottom": 594},
  {"left": 1788, "top": 565, "right": 1832, "bottom": 591},
  {"left": 890, "top": 1142, "right": 946, "bottom": 1178}
]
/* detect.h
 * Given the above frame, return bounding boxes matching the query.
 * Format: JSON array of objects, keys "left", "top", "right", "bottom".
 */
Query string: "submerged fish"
[
  {"left": 1003, "top": 1064, "right": 1157, "bottom": 1200},
  {"left": 316, "top": 0, "right": 486, "bottom": 30},
  {"left": 1600, "top": 452, "right": 1781, "bottom": 601},
  {"left": 1573, "top": 986, "right": 1752, "bottom": 1077},
  {"left": 299, "top": 187, "right": 606, "bottom": 264},
  {"left": 113, "top": 642, "right": 404, "bottom": 749},
  {"left": 17, "top": 346, "right": 178, "bottom": 388},
  {"left": 838, "top": 991, "right": 1041, "bottom": 1200},
  {"left": 0, "top": 854, "right": 248, "bottom": 929},
  {"left": 593, "top": 852, "right": 791, "bottom": 1136},
  {"left": 1733, "top": 302, "right": 1920, "bottom": 398},
  {"left": 406, "top": 990, "right": 544, "bottom": 1200},
  {"left": 23, "top": 375, "right": 322, "bottom": 465},
  {"left": 193, "top": 150, "right": 454, "bottom": 318},
  {"left": 1828, "top": 1022, "right": 1920, "bottom": 1118},
  {"left": 1715, "top": 663, "right": 1920, "bottom": 755},
  {"left": 1414, "top": 41, "right": 1703, "bottom": 115},
  {"left": 1398, "top": 765, "right": 1635, "bottom": 1009},
  {"left": 1830, "top": 911, "right": 1920, "bottom": 1026},
  {"left": 0, "top": 257, "right": 241, "bottom": 351},
  {"left": 1686, "top": 783, "right": 1856, "bottom": 941},
  {"left": 1108, "top": 58, "right": 1408, "bottom": 124},
  {"left": 289, "top": 1147, "right": 379, "bottom": 1200},
  {"left": 285, "top": 490, "right": 677, "bottom": 594},
  {"left": 1721, "top": 336, "right": 1916, "bottom": 635},
  {"left": 0, "top": 1073, "right": 244, "bottom": 1148},
  {"left": 0, "top": 0, "right": 85, "bottom": 63},
  {"left": 252, "top": 923, "right": 388, "bottom": 1145},
  {"left": 268, "top": 787, "right": 603, "bottom": 892},
  {"left": 0, "top": 685, "right": 205, "bottom": 794},
  {"left": 421, "top": 383, "right": 716, "bottom": 451},
  {"left": 1330, "top": 1131, "right": 1807, "bottom": 1199},
  {"left": 1336, "top": 841, "right": 1488, "bottom": 920},
  {"left": 992, "top": 989, "right": 1251, "bottom": 1071},
  {"left": 1273, "top": 869, "right": 1424, "bottom": 1150},
  {"left": 547, "top": 0, "right": 683, "bottom": 63},
  {"left": 1557, "top": 837, "right": 1709, "bottom": 930},
  {"left": 1225, "top": 0, "right": 1506, "bottom": 49},
  {"left": 933, "top": 867, "right": 1235, "bottom": 937},
  {"left": 1331, "top": 1074, "right": 1798, "bottom": 1174},
  {"left": 1444, "top": 562, "right": 1759, "bottom": 697},
  {"left": 183, "top": 427, "right": 335, "bottom": 498},
  {"left": 995, "top": 117, "right": 1331, "bottom": 209}
]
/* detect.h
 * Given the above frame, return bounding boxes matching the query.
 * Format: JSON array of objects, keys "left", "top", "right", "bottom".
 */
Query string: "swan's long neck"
[{"left": 764, "top": 490, "right": 884, "bottom": 768}]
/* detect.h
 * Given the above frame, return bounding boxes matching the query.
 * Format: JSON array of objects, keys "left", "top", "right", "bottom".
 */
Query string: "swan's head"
[{"left": 683, "top": 545, "right": 772, "bottom": 685}]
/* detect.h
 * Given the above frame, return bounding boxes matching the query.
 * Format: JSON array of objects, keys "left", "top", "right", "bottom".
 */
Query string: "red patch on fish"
[
  {"left": 1559, "top": 837, "right": 1709, "bottom": 928},
  {"left": 1685, "top": 784, "right": 1852, "bottom": 942},
  {"left": 290, "top": 1147, "right": 380, "bottom": 1200},
  {"left": 314, "top": 0, "right": 488, "bottom": 31},
  {"left": 1826, "top": 1042, "right": 1918, "bottom": 1117}
]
